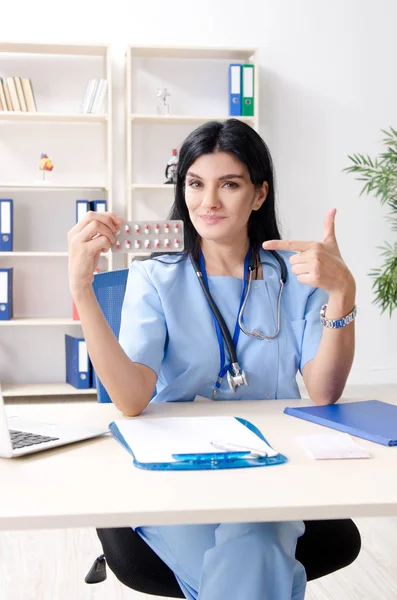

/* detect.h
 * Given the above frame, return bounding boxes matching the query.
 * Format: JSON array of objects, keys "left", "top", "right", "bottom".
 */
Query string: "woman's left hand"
[{"left": 262, "top": 208, "right": 355, "bottom": 295}]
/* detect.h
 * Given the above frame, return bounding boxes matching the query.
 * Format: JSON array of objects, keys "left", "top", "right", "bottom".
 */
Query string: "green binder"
[{"left": 242, "top": 64, "right": 254, "bottom": 117}]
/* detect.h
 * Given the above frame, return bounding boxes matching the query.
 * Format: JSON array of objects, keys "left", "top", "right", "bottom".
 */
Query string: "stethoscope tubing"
[
  {"left": 191, "top": 248, "right": 288, "bottom": 358},
  {"left": 194, "top": 267, "right": 239, "bottom": 366}
]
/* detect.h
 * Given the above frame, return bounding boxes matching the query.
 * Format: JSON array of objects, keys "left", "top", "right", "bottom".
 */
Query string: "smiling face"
[{"left": 184, "top": 151, "right": 268, "bottom": 246}]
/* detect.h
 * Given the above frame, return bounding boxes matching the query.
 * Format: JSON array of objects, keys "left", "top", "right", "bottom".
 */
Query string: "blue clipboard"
[{"left": 109, "top": 417, "right": 288, "bottom": 471}]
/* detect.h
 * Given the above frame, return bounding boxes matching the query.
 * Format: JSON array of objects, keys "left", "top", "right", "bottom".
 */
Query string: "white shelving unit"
[
  {"left": 0, "top": 183, "right": 108, "bottom": 190},
  {"left": 130, "top": 114, "right": 256, "bottom": 124},
  {"left": 0, "top": 41, "right": 113, "bottom": 398},
  {"left": 0, "top": 112, "right": 107, "bottom": 123},
  {"left": 125, "top": 45, "right": 259, "bottom": 265},
  {"left": 0, "top": 317, "right": 81, "bottom": 326},
  {"left": 1, "top": 382, "right": 95, "bottom": 398}
]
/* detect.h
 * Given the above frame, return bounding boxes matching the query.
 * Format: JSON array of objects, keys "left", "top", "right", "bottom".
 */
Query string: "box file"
[
  {"left": 228, "top": 64, "right": 242, "bottom": 116},
  {"left": 242, "top": 64, "right": 254, "bottom": 117},
  {"left": 65, "top": 334, "right": 92, "bottom": 389},
  {"left": 0, "top": 268, "right": 13, "bottom": 320},
  {"left": 0, "top": 199, "right": 13, "bottom": 252}
]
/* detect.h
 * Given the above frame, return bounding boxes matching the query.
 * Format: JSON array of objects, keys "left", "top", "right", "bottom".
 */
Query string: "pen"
[{"left": 211, "top": 441, "right": 268, "bottom": 458}]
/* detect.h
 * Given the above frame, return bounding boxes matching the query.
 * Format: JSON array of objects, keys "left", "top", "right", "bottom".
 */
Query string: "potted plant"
[{"left": 344, "top": 127, "right": 397, "bottom": 316}]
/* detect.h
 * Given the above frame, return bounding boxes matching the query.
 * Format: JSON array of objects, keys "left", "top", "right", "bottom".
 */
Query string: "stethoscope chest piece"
[{"left": 227, "top": 364, "right": 248, "bottom": 392}]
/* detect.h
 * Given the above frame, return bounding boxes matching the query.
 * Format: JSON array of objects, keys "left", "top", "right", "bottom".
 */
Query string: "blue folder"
[
  {"left": 284, "top": 400, "right": 397, "bottom": 446},
  {"left": 228, "top": 64, "right": 242, "bottom": 116},
  {"left": 0, "top": 267, "right": 13, "bottom": 320},
  {"left": 0, "top": 198, "right": 13, "bottom": 252},
  {"left": 109, "top": 417, "right": 288, "bottom": 471},
  {"left": 65, "top": 334, "right": 92, "bottom": 389},
  {"left": 76, "top": 200, "right": 89, "bottom": 223}
]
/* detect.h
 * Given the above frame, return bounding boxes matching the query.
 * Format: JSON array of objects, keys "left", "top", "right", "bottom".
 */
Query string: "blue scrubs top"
[{"left": 118, "top": 249, "right": 329, "bottom": 402}]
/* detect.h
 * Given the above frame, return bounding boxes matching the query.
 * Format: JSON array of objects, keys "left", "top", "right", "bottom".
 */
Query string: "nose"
[{"left": 201, "top": 186, "right": 221, "bottom": 210}]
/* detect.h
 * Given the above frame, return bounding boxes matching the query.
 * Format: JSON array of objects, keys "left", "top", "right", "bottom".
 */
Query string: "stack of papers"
[{"left": 297, "top": 433, "right": 371, "bottom": 460}]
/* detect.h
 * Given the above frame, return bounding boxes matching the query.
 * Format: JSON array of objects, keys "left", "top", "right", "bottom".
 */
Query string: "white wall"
[{"left": 2, "top": 0, "right": 397, "bottom": 386}]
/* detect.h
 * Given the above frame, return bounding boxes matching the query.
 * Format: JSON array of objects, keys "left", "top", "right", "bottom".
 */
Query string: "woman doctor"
[{"left": 68, "top": 118, "right": 356, "bottom": 600}]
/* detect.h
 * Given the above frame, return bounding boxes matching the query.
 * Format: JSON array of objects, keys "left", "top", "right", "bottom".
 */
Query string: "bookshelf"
[
  {"left": 0, "top": 112, "right": 107, "bottom": 123},
  {"left": 0, "top": 317, "right": 81, "bottom": 326},
  {"left": 125, "top": 45, "right": 259, "bottom": 265},
  {"left": 1, "top": 382, "right": 95, "bottom": 398},
  {"left": 0, "top": 42, "right": 113, "bottom": 398},
  {"left": 0, "top": 183, "right": 108, "bottom": 190}
]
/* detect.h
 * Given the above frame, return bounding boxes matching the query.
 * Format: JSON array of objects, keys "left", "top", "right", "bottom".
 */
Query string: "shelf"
[
  {"left": 131, "top": 184, "right": 175, "bottom": 190},
  {"left": 0, "top": 317, "right": 81, "bottom": 326},
  {"left": 0, "top": 182, "right": 108, "bottom": 190},
  {"left": 0, "top": 251, "right": 110, "bottom": 258},
  {"left": 0, "top": 112, "right": 107, "bottom": 123},
  {"left": 0, "top": 42, "right": 108, "bottom": 57},
  {"left": 0, "top": 251, "right": 69, "bottom": 257},
  {"left": 130, "top": 45, "right": 256, "bottom": 60},
  {"left": 130, "top": 114, "right": 255, "bottom": 124},
  {"left": 1, "top": 382, "right": 97, "bottom": 398}
]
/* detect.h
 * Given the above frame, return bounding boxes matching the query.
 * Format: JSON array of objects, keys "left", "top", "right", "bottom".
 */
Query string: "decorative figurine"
[
  {"left": 156, "top": 87, "right": 171, "bottom": 115},
  {"left": 39, "top": 153, "right": 54, "bottom": 181},
  {"left": 164, "top": 149, "right": 178, "bottom": 184}
]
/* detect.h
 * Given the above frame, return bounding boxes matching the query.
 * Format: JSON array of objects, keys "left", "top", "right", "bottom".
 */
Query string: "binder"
[
  {"left": 90, "top": 200, "right": 107, "bottom": 213},
  {"left": 241, "top": 64, "right": 254, "bottom": 117},
  {"left": 76, "top": 200, "right": 89, "bottom": 223},
  {"left": 0, "top": 199, "right": 13, "bottom": 251},
  {"left": 0, "top": 268, "right": 13, "bottom": 320},
  {"left": 228, "top": 64, "right": 242, "bottom": 116},
  {"left": 284, "top": 400, "right": 397, "bottom": 447},
  {"left": 109, "top": 416, "right": 287, "bottom": 471},
  {"left": 65, "top": 334, "right": 91, "bottom": 389}
]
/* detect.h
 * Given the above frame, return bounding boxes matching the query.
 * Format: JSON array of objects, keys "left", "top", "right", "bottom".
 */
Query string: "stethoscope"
[{"left": 190, "top": 247, "right": 288, "bottom": 398}]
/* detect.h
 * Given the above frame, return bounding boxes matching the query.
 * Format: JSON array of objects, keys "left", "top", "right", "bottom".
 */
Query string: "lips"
[{"left": 200, "top": 215, "right": 226, "bottom": 224}]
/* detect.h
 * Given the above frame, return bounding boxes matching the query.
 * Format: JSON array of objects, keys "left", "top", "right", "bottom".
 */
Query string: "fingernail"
[{"left": 116, "top": 216, "right": 123, "bottom": 223}]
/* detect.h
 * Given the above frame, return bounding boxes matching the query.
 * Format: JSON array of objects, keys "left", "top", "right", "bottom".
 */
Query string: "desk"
[{"left": 1, "top": 397, "right": 396, "bottom": 531}]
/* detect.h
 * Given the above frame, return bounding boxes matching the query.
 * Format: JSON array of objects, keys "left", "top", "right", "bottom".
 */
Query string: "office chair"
[{"left": 86, "top": 268, "right": 361, "bottom": 596}]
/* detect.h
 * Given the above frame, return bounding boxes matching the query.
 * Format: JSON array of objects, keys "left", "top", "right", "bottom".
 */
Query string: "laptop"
[{"left": 0, "top": 391, "right": 109, "bottom": 458}]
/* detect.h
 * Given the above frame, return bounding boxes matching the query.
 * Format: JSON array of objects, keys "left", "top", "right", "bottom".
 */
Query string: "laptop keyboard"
[{"left": 10, "top": 429, "right": 60, "bottom": 450}]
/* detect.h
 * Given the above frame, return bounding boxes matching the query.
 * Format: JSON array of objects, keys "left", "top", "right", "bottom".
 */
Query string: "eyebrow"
[{"left": 186, "top": 171, "right": 245, "bottom": 181}]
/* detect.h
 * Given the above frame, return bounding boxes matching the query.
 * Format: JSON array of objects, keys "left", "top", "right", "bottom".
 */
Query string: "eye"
[
  {"left": 223, "top": 181, "right": 238, "bottom": 189},
  {"left": 187, "top": 180, "right": 202, "bottom": 188}
]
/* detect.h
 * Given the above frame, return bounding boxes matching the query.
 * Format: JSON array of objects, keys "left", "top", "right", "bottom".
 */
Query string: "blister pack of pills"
[{"left": 111, "top": 220, "right": 184, "bottom": 253}]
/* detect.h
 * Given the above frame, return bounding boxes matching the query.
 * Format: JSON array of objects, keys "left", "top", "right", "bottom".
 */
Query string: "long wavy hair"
[{"left": 152, "top": 118, "right": 281, "bottom": 261}]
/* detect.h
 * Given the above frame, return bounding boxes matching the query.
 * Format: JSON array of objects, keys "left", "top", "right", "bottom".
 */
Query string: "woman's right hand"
[{"left": 68, "top": 211, "right": 123, "bottom": 299}]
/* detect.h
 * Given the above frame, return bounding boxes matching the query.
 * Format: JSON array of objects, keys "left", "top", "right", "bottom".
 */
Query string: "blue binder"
[
  {"left": 228, "top": 64, "right": 242, "bottom": 116},
  {"left": 76, "top": 200, "right": 89, "bottom": 223},
  {"left": 109, "top": 417, "right": 288, "bottom": 471},
  {"left": 0, "top": 199, "right": 13, "bottom": 251},
  {"left": 65, "top": 334, "right": 92, "bottom": 389},
  {"left": 90, "top": 200, "right": 107, "bottom": 212},
  {"left": 284, "top": 400, "right": 397, "bottom": 447},
  {"left": 0, "top": 268, "right": 13, "bottom": 320}
]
